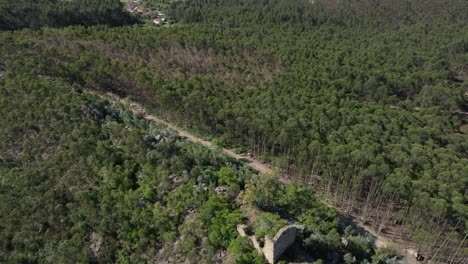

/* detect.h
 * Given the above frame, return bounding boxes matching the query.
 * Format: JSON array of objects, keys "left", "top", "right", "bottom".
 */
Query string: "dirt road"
[
  {"left": 102, "top": 91, "right": 417, "bottom": 263},
  {"left": 110, "top": 93, "right": 274, "bottom": 174},
  {"left": 148, "top": 113, "right": 273, "bottom": 174}
]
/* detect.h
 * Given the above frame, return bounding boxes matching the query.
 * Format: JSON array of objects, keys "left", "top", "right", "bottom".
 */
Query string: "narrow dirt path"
[
  {"left": 102, "top": 91, "right": 417, "bottom": 263},
  {"left": 107, "top": 92, "right": 274, "bottom": 175},
  {"left": 148, "top": 112, "right": 274, "bottom": 174}
]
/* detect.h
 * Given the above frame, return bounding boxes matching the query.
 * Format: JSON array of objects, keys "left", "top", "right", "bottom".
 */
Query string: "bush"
[
  {"left": 347, "top": 235, "right": 374, "bottom": 260},
  {"left": 244, "top": 174, "right": 282, "bottom": 210},
  {"left": 254, "top": 212, "right": 288, "bottom": 238},
  {"left": 228, "top": 237, "right": 264, "bottom": 264},
  {"left": 208, "top": 209, "right": 243, "bottom": 248},
  {"left": 372, "top": 246, "right": 402, "bottom": 264},
  {"left": 218, "top": 166, "right": 240, "bottom": 186},
  {"left": 279, "top": 182, "right": 316, "bottom": 216},
  {"left": 298, "top": 207, "right": 338, "bottom": 235}
]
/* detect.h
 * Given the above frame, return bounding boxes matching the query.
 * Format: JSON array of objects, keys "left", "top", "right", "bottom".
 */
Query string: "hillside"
[
  {"left": 0, "top": 0, "right": 467, "bottom": 263},
  {"left": 0, "top": 75, "right": 404, "bottom": 263}
]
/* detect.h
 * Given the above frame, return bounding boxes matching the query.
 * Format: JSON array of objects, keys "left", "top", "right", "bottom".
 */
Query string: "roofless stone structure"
[{"left": 237, "top": 224, "right": 305, "bottom": 264}]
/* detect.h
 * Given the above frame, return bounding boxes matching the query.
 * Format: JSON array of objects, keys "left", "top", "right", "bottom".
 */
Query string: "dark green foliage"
[
  {"left": 346, "top": 235, "right": 374, "bottom": 260},
  {"left": 168, "top": 0, "right": 467, "bottom": 30},
  {"left": 245, "top": 175, "right": 371, "bottom": 262},
  {"left": 245, "top": 174, "right": 283, "bottom": 210},
  {"left": 371, "top": 247, "right": 402, "bottom": 264},
  {"left": 0, "top": 0, "right": 466, "bottom": 261},
  {"left": 304, "top": 231, "right": 342, "bottom": 258},
  {"left": 280, "top": 182, "right": 316, "bottom": 216},
  {"left": 0, "top": 0, "right": 138, "bottom": 30},
  {"left": 0, "top": 75, "right": 250, "bottom": 262}
]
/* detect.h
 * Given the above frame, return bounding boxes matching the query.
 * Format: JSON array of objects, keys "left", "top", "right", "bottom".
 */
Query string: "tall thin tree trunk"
[{"left": 449, "top": 233, "right": 467, "bottom": 264}]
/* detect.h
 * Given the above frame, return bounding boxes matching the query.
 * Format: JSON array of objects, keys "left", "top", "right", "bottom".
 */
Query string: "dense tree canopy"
[
  {"left": 0, "top": 0, "right": 138, "bottom": 30},
  {"left": 0, "top": 75, "right": 388, "bottom": 262},
  {"left": 0, "top": 0, "right": 467, "bottom": 262}
]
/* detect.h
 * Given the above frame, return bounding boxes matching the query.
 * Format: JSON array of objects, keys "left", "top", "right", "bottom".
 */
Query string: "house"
[
  {"left": 153, "top": 18, "right": 162, "bottom": 25},
  {"left": 136, "top": 6, "right": 146, "bottom": 14},
  {"left": 127, "top": 1, "right": 137, "bottom": 12}
]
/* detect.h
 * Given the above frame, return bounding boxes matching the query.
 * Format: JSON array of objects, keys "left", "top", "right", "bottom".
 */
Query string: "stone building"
[{"left": 237, "top": 224, "right": 305, "bottom": 264}]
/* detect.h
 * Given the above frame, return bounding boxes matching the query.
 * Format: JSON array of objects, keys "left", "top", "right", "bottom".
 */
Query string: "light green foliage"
[
  {"left": 199, "top": 195, "right": 234, "bottom": 223},
  {"left": 0, "top": 0, "right": 467, "bottom": 261},
  {"left": 199, "top": 194, "right": 243, "bottom": 248},
  {"left": 244, "top": 174, "right": 282, "bottom": 210},
  {"left": 229, "top": 237, "right": 264, "bottom": 264},
  {"left": 279, "top": 182, "right": 316, "bottom": 215},
  {"left": 0, "top": 76, "right": 249, "bottom": 262},
  {"left": 208, "top": 209, "right": 243, "bottom": 248},
  {"left": 298, "top": 207, "right": 338, "bottom": 235},
  {"left": 254, "top": 212, "right": 289, "bottom": 238},
  {"left": 344, "top": 253, "right": 356, "bottom": 264},
  {"left": 218, "top": 166, "right": 240, "bottom": 186},
  {"left": 165, "top": 183, "right": 203, "bottom": 215}
]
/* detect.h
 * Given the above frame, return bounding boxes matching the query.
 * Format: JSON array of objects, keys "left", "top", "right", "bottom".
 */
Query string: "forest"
[
  {"left": 0, "top": 0, "right": 137, "bottom": 30},
  {"left": 0, "top": 0, "right": 467, "bottom": 262},
  {"left": 0, "top": 75, "right": 402, "bottom": 263}
]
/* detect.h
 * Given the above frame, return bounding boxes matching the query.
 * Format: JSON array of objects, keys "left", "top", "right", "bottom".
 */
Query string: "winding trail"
[{"left": 102, "top": 91, "right": 417, "bottom": 263}]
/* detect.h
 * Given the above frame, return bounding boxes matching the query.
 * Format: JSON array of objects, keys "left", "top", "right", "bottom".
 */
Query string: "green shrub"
[{"left": 254, "top": 212, "right": 288, "bottom": 238}]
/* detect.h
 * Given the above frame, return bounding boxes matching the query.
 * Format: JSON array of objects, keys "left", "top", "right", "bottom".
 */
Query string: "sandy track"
[
  {"left": 116, "top": 95, "right": 273, "bottom": 174},
  {"left": 102, "top": 91, "right": 417, "bottom": 263}
]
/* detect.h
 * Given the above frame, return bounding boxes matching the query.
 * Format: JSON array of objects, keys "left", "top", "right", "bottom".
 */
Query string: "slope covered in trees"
[
  {"left": 0, "top": 0, "right": 138, "bottom": 30},
  {"left": 0, "top": 0, "right": 467, "bottom": 262},
  {"left": 0, "top": 73, "right": 401, "bottom": 263}
]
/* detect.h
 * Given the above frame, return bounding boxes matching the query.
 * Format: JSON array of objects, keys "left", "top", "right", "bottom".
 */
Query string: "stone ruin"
[{"left": 237, "top": 224, "right": 305, "bottom": 264}]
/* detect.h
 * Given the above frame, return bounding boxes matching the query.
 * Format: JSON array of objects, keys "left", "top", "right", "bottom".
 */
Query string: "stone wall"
[
  {"left": 263, "top": 225, "right": 305, "bottom": 264},
  {"left": 237, "top": 224, "right": 305, "bottom": 264},
  {"left": 237, "top": 224, "right": 247, "bottom": 237}
]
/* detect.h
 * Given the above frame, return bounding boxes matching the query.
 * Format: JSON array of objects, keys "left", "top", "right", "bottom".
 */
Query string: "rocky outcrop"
[{"left": 90, "top": 232, "right": 103, "bottom": 258}]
